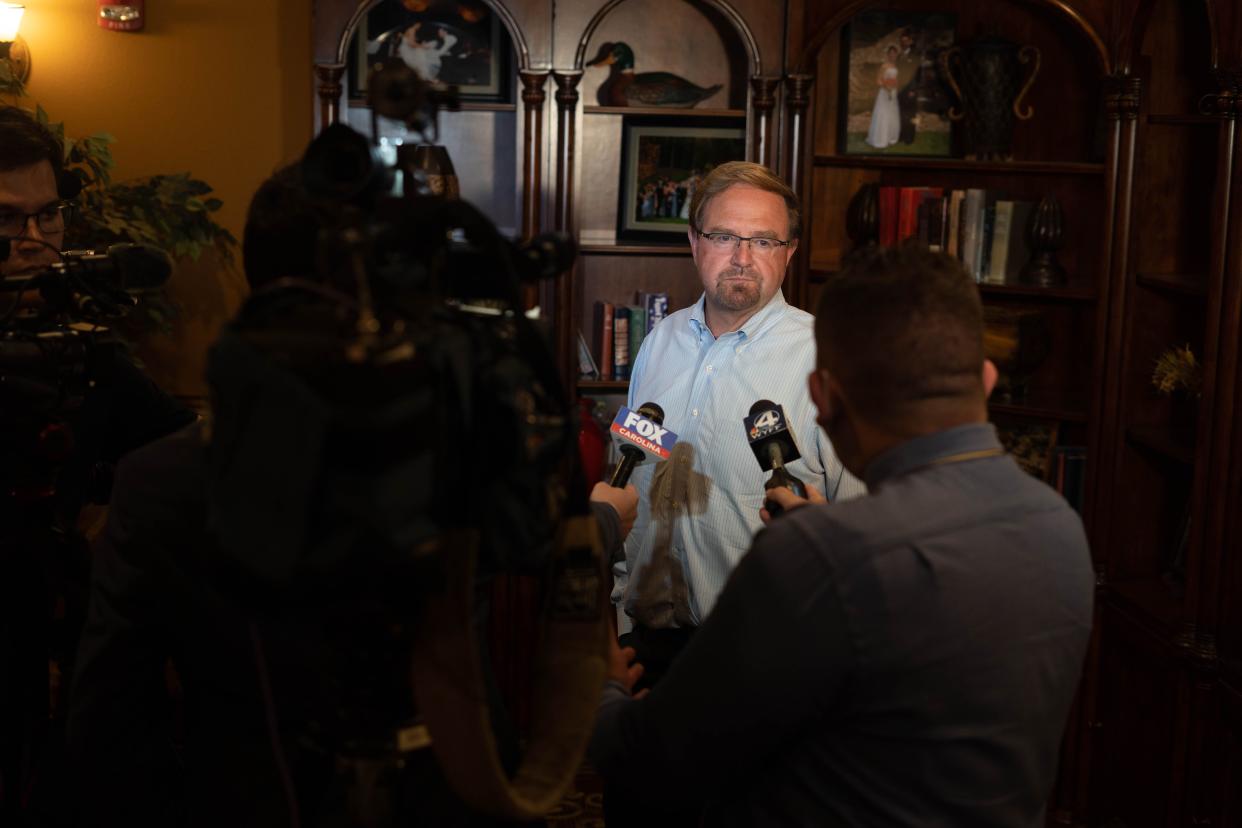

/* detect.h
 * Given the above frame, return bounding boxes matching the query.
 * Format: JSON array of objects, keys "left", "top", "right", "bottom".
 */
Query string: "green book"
[{"left": 628, "top": 305, "right": 646, "bottom": 366}]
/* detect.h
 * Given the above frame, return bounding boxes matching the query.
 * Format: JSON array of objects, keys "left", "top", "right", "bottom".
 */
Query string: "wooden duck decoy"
[{"left": 586, "top": 42, "right": 723, "bottom": 108}]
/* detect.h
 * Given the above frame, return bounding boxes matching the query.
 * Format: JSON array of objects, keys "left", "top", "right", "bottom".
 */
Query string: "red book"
[
  {"left": 879, "top": 186, "right": 899, "bottom": 247},
  {"left": 897, "top": 187, "right": 923, "bottom": 242}
]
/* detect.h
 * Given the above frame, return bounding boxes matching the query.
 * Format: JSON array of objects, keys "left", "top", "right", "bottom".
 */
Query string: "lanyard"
[{"left": 926, "top": 447, "right": 1006, "bottom": 467}]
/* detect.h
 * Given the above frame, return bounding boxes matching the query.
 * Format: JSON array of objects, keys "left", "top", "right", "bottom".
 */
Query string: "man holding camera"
[
  {"left": 68, "top": 152, "right": 637, "bottom": 826},
  {"left": 0, "top": 105, "right": 194, "bottom": 824},
  {"left": 593, "top": 245, "right": 1094, "bottom": 827}
]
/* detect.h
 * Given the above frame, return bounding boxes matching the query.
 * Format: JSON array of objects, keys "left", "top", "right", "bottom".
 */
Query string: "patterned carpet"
[{"left": 546, "top": 763, "right": 605, "bottom": 827}]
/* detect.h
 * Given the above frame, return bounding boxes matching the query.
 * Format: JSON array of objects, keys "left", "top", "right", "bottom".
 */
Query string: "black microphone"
[
  {"left": 0, "top": 242, "right": 173, "bottom": 293},
  {"left": 744, "top": 399, "right": 807, "bottom": 517},
  {"left": 608, "top": 401, "right": 676, "bottom": 488},
  {"left": 59, "top": 243, "right": 173, "bottom": 291}
]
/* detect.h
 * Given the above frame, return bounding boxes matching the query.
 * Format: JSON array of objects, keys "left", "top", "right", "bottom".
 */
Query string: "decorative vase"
[
  {"left": 940, "top": 36, "right": 1041, "bottom": 161},
  {"left": 846, "top": 183, "right": 881, "bottom": 252},
  {"left": 1019, "top": 195, "right": 1067, "bottom": 287},
  {"left": 396, "top": 143, "right": 460, "bottom": 199}
]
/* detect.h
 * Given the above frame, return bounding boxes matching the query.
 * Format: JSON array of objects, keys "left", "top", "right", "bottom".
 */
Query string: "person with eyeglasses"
[
  {"left": 0, "top": 105, "right": 195, "bottom": 824},
  {"left": 604, "top": 159, "right": 866, "bottom": 826}
]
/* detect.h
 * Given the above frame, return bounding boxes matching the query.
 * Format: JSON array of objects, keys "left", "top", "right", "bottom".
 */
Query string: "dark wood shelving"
[
  {"left": 990, "top": 399, "right": 1088, "bottom": 423},
  {"left": 1107, "top": 576, "right": 1185, "bottom": 634},
  {"left": 579, "top": 244, "right": 691, "bottom": 257},
  {"left": 1146, "top": 113, "right": 1217, "bottom": 126},
  {"left": 578, "top": 379, "right": 630, "bottom": 393},
  {"left": 979, "top": 282, "right": 1097, "bottom": 302},
  {"left": 812, "top": 155, "right": 1106, "bottom": 176},
  {"left": 1136, "top": 272, "right": 1208, "bottom": 298},
  {"left": 349, "top": 100, "right": 518, "bottom": 113},
  {"left": 584, "top": 105, "right": 746, "bottom": 118},
  {"left": 809, "top": 269, "right": 1095, "bottom": 302},
  {"left": 1126, "top": 424, "right": 1196, "bottom": 465}
]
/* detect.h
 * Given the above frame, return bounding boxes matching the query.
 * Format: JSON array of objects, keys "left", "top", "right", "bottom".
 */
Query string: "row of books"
[
  {"left": 578, "top": 293, "right": 670, "bottom": 380},
  {"left": 876, "top": 186, "right": 1037, "bottom": 285}
]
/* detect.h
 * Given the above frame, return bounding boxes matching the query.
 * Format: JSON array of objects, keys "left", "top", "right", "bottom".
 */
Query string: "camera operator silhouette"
[
  {"left": 0, "top": 105, "right": 193, "bottom": 825},
  {"left": 68, "top": 136, "right": 636, "bottom": 826}
]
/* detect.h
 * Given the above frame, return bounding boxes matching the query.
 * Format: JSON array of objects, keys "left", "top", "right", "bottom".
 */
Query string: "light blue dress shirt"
[{"left": 614, "top": 291, "right": 867, "bottom": 629}]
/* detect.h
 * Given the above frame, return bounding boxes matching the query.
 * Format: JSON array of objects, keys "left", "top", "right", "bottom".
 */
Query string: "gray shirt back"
[{"left": 591, "top": 422, "right": 1094, "bottom": 827}]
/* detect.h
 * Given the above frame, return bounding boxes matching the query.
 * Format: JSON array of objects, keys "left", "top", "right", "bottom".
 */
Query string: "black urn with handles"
[{"left": 940, "top": 35, "right": 1041, "bottom": 161}]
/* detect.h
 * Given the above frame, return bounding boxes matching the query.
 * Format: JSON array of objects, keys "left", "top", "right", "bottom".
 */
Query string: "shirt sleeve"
[{"left": 589, "top": 512, "right": 855, "bottom": 806}]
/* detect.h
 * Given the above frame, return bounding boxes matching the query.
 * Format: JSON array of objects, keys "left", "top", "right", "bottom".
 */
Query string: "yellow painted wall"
[{"left": 15, "top": 0, "right": 315, "bottom": 396}]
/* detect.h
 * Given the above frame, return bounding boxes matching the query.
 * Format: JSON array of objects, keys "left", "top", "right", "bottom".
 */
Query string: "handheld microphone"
[
  {"left": 0, "top": 242, "right": 173, "bottom": 293},
  {"left": 608, "top": 402, "right": 677, "bottom": 488},
  {"left": 744, "top": 399, "right": 807, "bottom": 517}
]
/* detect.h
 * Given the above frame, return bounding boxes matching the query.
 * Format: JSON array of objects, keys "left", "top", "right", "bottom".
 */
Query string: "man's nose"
[
  {"left": 16, "top": 214, "right": 47, "bottom": 243},
  {"left": 730, "top": 238, "right": 754, "bottom": 266}
]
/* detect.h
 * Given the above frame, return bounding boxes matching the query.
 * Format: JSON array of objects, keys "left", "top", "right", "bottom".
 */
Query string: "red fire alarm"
[{"left": 98, "top": 1, "right": 144, "bottom": 32}]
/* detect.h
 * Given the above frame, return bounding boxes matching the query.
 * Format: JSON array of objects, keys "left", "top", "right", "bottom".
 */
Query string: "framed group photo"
[
  {"left": 616, "top": 116, "right": 746, "bottom": 245},
  {"left": 347, "top": 0, "right": 513, "bottom": 104},
  {"left": 838, "top": 9, "right": 957, "bottom": 157}
]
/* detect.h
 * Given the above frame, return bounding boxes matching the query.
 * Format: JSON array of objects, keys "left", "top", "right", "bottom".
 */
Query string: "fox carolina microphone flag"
[{"left": 609, "top": 406, "right": 677, "bottom": 461}]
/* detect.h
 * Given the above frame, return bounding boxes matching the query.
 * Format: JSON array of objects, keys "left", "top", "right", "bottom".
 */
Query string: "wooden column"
[
  {"left": 781, "top": 73, "right": 814, "bottom": 311},
  {"left": 1089, "top": 74, "right": 1141, "bottom": 567},
  {"left": 749, "top": 76, "right": 781, "bottom": 171},
  {"left": 519, "top": 71, "right": 550, "bottom": 241},
  {"left": 1056, "top": 73, "right": 1140, "bottom": 828},
  {"left": 519, "top": 70, "right": 550, "bottom": 311},
  {"left": 552, "top": 70, "right": 583, "bottom": 395},
  {"left": 314, "top": 63, "right": 346, "bottom": 130},
  {"left": 781, "top": 74, "right": 814, "bottom": 197}
]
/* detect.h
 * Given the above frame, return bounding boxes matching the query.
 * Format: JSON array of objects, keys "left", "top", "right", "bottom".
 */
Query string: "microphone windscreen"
[{"left": 749, "top": 399, "right": 777, "bottom": 417}]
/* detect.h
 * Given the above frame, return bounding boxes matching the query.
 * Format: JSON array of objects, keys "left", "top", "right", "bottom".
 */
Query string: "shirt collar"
[
  {"left": 863, "top": 422, "right": 1003, "bottom": 489},
  {"left": 687, "top": 290, "right": 790, "bottom": 344}
]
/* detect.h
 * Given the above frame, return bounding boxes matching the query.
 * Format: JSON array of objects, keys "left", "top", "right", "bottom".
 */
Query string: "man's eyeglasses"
[
  {"left": 698, "top": 231, "right": 790, "bottom": 255},
  {"left": 0, "top": 202, "right": 74, "bottom": 238}
]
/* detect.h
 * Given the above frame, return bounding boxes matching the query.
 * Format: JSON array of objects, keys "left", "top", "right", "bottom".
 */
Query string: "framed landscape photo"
[
  {"left": 347, "top": 0, "right": 513, "bottom": 105},
  {"left": 838, "top": 9, "right": 957, "bottom": 157},
  {"left": 616, "top": 116, "right": 746, "bottom": 245}
]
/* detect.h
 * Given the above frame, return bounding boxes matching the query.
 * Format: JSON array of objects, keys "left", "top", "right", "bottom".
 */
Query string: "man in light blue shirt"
[{"left": 614, "top": 161, "right": 866, "bottom": 684}]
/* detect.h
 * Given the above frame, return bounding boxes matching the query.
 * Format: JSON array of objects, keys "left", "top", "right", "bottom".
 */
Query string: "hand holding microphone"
[{"left": 744, "top": 399, "right": 808, "bottom": 518}]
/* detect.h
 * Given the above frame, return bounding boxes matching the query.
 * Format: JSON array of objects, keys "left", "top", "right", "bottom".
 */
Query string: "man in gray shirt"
[{"left": 590, "top": 245, "right": 1094, "bottom": 826}]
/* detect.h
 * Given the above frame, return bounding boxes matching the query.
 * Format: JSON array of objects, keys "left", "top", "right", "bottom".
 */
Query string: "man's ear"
[
  {"left": 982, "top": 359, "right": 999, "bottom": 399},
  {"left": 784, "top": 237, "right": 799, "bottom": 269}
]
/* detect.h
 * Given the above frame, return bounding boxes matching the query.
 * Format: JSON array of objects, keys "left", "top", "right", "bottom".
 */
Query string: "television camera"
[
  {"left": 0, "top": 240, "right": 173, "bottom": 524},
  {"left": 204, "top": 59, "right": 609, "bottom": 824}
]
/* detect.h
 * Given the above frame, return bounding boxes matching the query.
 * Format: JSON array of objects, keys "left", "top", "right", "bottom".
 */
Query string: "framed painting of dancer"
[
  {"left": 838, "top": 10, "right": 957, "bottom": 157},
  {"left": 616, "top": 116, "right": 746, "bottom": 245}
]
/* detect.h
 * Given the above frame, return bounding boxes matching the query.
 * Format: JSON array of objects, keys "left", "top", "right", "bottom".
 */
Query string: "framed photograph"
[
  {"left": 838, "top": 10, "right": 957, "bottom": 157},
  {"left": 616, "top": 116, "right": 746, "bottom": 245},
  {"left": 347, "top": 0, "right": 513, "bottom": 104}
]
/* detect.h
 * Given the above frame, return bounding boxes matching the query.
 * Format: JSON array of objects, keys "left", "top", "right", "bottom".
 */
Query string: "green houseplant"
[{"left": 2, "top": 67, "right": 236, "bottom": 331}]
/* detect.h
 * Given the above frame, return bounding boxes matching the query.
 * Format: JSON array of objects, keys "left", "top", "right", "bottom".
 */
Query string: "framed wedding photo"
[
  {"left": 616, "top": 116, "right": 746, "bottom": 245},
  {"left": 838, "top": 10, "right": 957, "bottom": 157},
  {"left": 347, "top": 0, "right": 514, "bottom": 105}
]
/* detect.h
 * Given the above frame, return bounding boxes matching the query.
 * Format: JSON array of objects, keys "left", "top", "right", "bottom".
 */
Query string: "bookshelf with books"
[
  {"left": 550, "top": 0, "right": 787, "bottom": 398},
  {"left": 785, "top": 1, "right": 1242, "bottom": 824},
  {"left": 783, "top": 0, "right": 1242, "bottom": 824}
]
